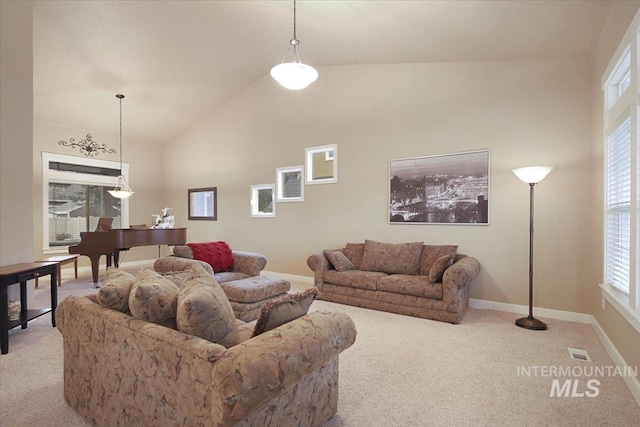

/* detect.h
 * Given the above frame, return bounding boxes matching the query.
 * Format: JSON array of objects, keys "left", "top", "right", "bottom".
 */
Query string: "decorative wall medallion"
[{"left": 58, "top": 134, "right": 116, "bottom": 157}]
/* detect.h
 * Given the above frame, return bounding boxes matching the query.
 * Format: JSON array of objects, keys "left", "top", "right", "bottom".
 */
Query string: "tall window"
[
  {"left": 42, "top": 152, "right": 130, "bottom": 252},
  {"left": 602, "top": 16, "right": 640, "bottom": 329},
  {"left": 605, "top": 115, "right": 631, "bottom": 294}
]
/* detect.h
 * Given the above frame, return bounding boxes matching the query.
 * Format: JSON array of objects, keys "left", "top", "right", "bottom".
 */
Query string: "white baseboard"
[
  {"left": 590, "top": 316, "right": 640, "bottom": 405},
  {"left": 72, "top": 259, "right": 155, "bottom": 277},
  {"left": 262, "top": 270, "right": 314, "bottom": 284},
  {"left": 469, "top": 298, "right": 594, "bottom": 324}
]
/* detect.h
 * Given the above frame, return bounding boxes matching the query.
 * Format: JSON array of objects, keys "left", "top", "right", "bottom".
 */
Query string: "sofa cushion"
[
  {"left": 214, "top": 271, "right": 250, "bottom": 284},
  {"left": 324, "top": 250, "right": 355, "bottom": 272},
  {"left": 343, "top": 243, "right": 365, "bottom": 269},
  {"left": 187, "top": 241, "right": 234, "bottom": 273},
  {"left": 96, "top": 268, "right": 135, "bottom": 313},
  {"left": 429, "top": 255, "right": 454, "bottom": 283},
  {"left": 177, "top": 271, "right": 240, "bottom": 348},
  {"left": 129, "top": 269, "right": 180, "bottom": 329},
  {"left": 252, "top": 288, "right": 318, "bottom": 337},
  {"left": 361, "top": 240, "right": 423, "bottom": 275},
  {"left": 419, "top": 245, "right": 458, "bottom": 276},
  {"left": 220, "top": 276, "right": 290, "bottom": 303},
  {"left": 376, "top": 274, "right": 443, "bottom": 299},
  {"left": 323, "top": 269, "right": 387, "bottom": 291}
]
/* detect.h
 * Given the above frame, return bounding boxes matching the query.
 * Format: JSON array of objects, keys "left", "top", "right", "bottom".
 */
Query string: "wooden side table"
[
  {"left": 0, "top": 262, "right": 58, "bottom": 354},
  {"left": 34, "top": 254, "right": 79, "bottom": 288}
]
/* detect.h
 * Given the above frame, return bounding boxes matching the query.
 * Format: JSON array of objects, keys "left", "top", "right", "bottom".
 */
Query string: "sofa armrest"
[
  {"left": 154, "top": 256, "right": 215, "bottom": 276},
  {"left": 212, "top": 309, "right": 357, "bottom": 425},
  {"left": 231, "top": 251, "right": 267, "bottom": 277},
  {"left": 307, "top": 252, "right": 331, "bottom": 290},
  {"left": 443, "top": 255, "right": 481, "bottom": 290}
]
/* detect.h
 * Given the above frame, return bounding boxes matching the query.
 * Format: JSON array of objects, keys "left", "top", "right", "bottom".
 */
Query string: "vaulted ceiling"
[{"left": 33, "top": 1, "right": 612, "bottom": 145}]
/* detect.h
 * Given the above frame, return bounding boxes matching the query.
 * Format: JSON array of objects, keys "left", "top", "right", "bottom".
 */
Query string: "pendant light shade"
[
  {"left": 108, "top": 94, "right": 134, "bottom": 199},
  {"left": 271, "top": 0, "right": 318, "bottom": 90}
]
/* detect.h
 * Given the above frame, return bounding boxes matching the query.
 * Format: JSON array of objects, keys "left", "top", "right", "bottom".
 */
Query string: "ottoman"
[{"left": 220, "top": 275, "right": 290, "bottom": 322}]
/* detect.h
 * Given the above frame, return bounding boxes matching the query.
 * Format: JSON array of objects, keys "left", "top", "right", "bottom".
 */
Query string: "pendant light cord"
[{"left": 293, "top": 0, "right": 297, "bottom": 41}]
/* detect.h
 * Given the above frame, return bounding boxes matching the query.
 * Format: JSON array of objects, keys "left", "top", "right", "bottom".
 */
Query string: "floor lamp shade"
[{"left": 512, "top": 166, "right": 553, "bottom": 330}]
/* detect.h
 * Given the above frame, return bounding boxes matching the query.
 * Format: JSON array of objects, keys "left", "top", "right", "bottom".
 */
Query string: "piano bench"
[{"left": 34, "top": 254, "right": 79, "bottom": 288}]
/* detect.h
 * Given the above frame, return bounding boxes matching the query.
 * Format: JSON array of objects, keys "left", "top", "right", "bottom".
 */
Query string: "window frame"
[
  {"left": 601, "top": 12, "right": 640, "bottom": 334},
  {"left": 250, "top": 183, "right": 276, "bottom": 218},
  {"left": 42, "top": 152, "right": 130, "bottom": 254}
]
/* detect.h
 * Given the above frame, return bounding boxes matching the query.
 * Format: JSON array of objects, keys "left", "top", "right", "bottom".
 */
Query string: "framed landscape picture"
[{"left": 389, "top": 150, "right": 490, "bottom": 225}]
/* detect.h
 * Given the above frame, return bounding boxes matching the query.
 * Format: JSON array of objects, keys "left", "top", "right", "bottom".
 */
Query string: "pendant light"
[
  {"left": 108, "top": 94, "right": 134, "bottom": 198},
  {"left": 270, "top": 0, "right": 318, "bottom": 90}
]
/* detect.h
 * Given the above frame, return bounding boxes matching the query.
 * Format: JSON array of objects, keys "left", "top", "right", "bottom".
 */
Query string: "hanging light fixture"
[
  {"left": 108, "top": 94, "right": 134, "bottom": 199},
  {"left": 270, "top": 0, "right": 318, "bottom": 90}
]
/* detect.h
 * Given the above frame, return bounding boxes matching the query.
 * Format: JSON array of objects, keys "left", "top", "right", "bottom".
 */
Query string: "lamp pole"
[
  {"left": 515, "top": 183, "right": 547, "bottom": 330},
  {"left": 512, "top": 165, "right": 553, "bottom": 331}
]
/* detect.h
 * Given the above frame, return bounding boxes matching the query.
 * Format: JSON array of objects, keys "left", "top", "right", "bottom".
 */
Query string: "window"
[
  {"left": 276, "top": 166, "right": 304, "bottom": 202},
  {"left": 605, "top": 115, "right": 631, "bottom": 294},
  {"left": 601, "top": 15, "right": 640, "bottom": 332},
  {"left": 305, "top": 144, "right": 338, "bottom": 185},
  {"left": 42, "top": 152, "right": 130, "bottom": 252},
  {"left": 250, "top": 183, "right": 275, "bottom": 217}
]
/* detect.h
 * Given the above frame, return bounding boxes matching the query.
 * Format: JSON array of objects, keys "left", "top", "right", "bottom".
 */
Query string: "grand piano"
[{"left": 69, "top": 227, "right": 187, "bottom": 286}]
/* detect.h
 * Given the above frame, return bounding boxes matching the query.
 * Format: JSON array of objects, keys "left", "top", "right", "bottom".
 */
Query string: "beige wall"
[
  {"left": 1, "top": 1, "right": 33, "bottom": 268},
  {"left": 33, "top": 121, "right": 169, "bottom": 268},
  {"left": 164, "top": 58, "right": 594, "bottom": 314},
  {"left": 590, "top": 1, "right": 640, "bottom": 381}
]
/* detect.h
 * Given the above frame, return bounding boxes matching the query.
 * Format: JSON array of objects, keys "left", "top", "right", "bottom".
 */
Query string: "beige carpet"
[{"left": 1, "top": 266, "right": 639, "bottom": 426}]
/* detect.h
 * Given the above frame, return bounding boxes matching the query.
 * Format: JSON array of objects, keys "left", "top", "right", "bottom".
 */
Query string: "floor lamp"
[{"left": 512, "top": 166, "right": 554, "bottom": 331}]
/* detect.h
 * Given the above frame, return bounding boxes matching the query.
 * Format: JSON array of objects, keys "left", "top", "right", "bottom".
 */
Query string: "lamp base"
[{"left": 515, "top": 316, "right": 547, "bottom": 330}]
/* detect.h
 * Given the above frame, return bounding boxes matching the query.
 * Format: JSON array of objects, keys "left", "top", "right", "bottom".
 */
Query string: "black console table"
[{"left": 0, "top": 262, "right": 58, "bottom": 354}]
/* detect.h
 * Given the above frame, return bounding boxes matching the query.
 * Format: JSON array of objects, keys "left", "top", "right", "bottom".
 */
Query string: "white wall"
[
  {"left": 164, "top": 59, "right": 593, "bottom": 314},
  {"left": 1, "top": 1, "right": 33, "bottom": 269}
]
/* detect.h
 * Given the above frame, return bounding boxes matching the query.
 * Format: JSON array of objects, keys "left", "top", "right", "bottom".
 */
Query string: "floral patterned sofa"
[
  {"left": 56, "top": 291, "right": 356, "bottom": 426},
  {"left": 307, "top": 240, "right": 481, "bottom": 324}
]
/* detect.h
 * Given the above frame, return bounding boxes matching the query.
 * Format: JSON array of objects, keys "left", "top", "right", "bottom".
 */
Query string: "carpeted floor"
[{"left": 1, "top": 265, "right": 639, "bottom": 426}]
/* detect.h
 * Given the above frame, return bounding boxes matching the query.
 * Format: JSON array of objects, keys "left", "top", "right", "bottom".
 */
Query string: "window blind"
[{"left": 605, "top": 115, "right": 632, "bottom": 294}]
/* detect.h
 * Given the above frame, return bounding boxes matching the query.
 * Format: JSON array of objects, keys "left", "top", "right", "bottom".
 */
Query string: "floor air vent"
[{"left": 568, "top": 347, "right": 591, "bottom": 362}]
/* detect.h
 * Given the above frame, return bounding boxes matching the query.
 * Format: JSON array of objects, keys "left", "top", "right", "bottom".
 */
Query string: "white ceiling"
[{"left": 33, "top": 1, "right": 612, "bottom": 145}]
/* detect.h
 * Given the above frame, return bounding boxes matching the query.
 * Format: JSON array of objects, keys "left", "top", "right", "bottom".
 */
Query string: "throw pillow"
[
  {"left": 428, "top": 254, "right": 454, "bottom": 283},
  {"left": 360, "top": 240, "right": 423, "bottom": 275},
  {"left": 252, "top": 288, "right": 318, "bottom": 337},
  {"left": 323, "top": 250, "right": 355, "bottom": 272},
  {"left": 343, "top": 243, "right": 365, "bottom": 269},
  {"left": 129, "top": 269, "right": 180, "bottom": 329},
  {"left": 173, "top": 245, "right": 194, "bottom": 259},
  {"left": 177, "top": 272, "right": 240, "bottom": 348},
  {"left": 96, "top": 268, "right": 135, "bottom": 313},
  {"left": 187, "top": 241, "right": 234, "bottom": 273},
  {"left": 420, "top": 245, "right": 458, "bottom": 276}
]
